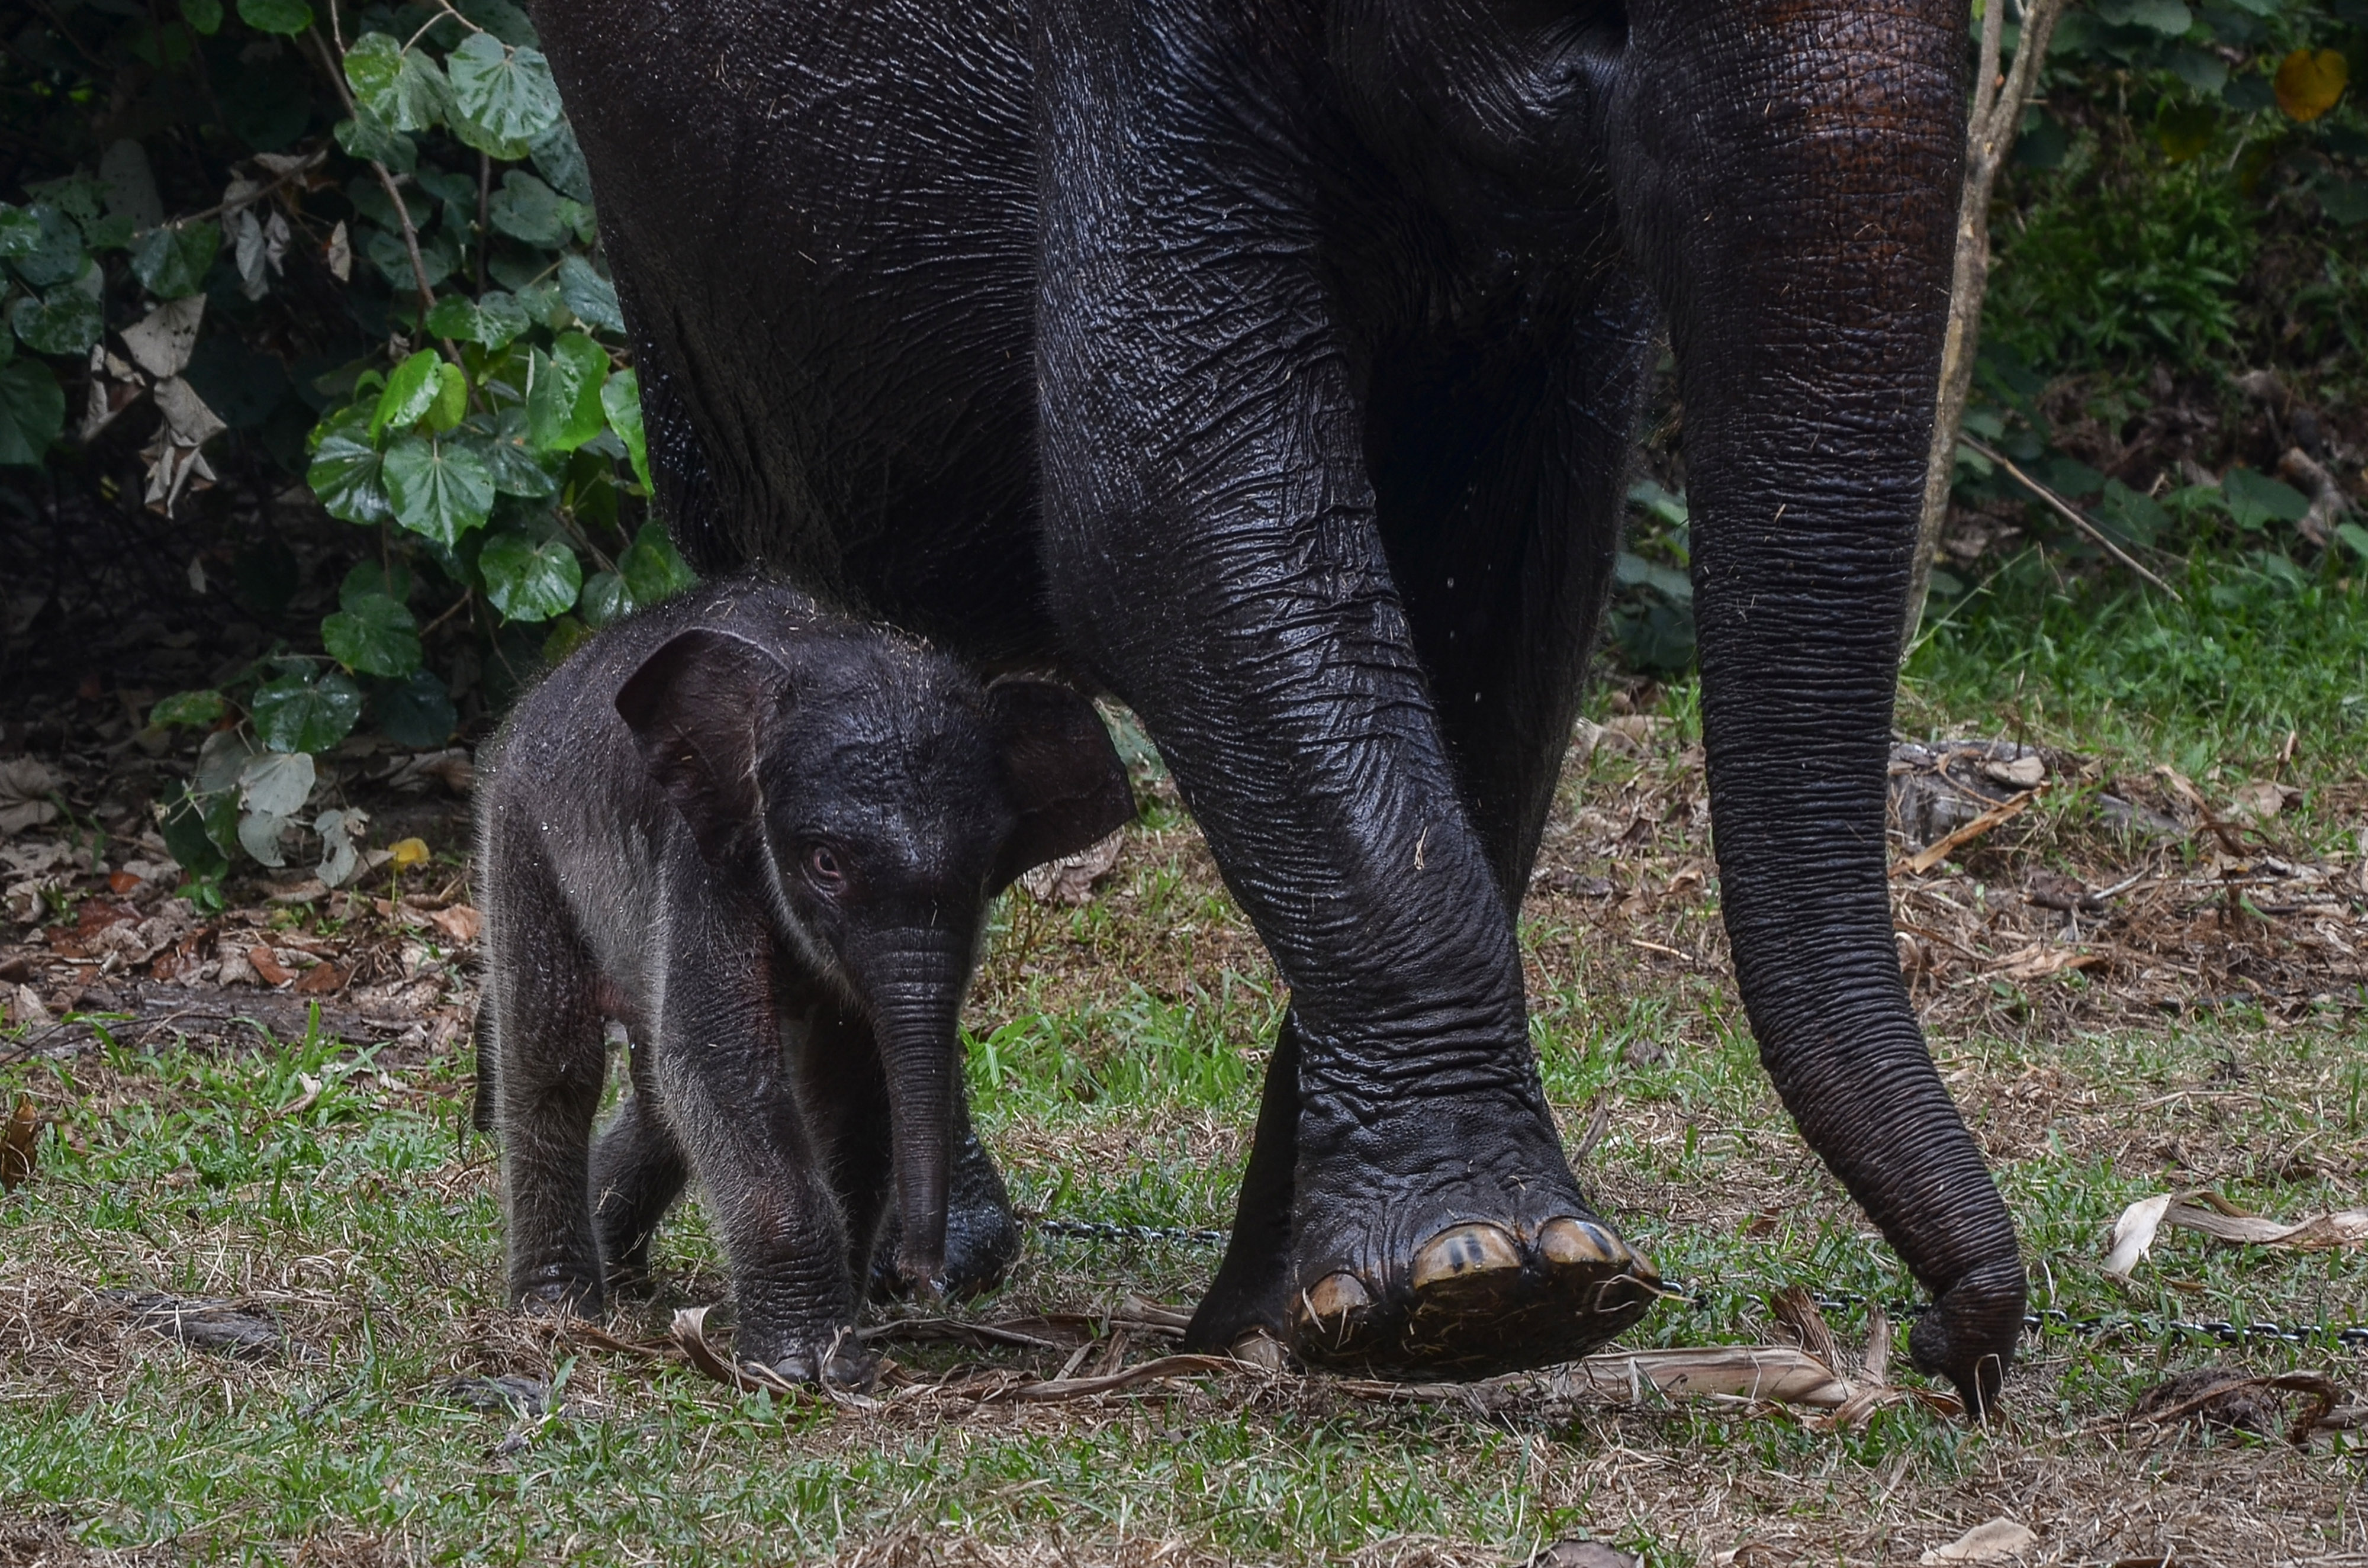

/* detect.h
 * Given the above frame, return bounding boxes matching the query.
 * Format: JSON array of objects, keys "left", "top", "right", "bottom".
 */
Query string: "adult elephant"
[{"left": 529, "top": 0, "right": 2028, "bottom": 1408}]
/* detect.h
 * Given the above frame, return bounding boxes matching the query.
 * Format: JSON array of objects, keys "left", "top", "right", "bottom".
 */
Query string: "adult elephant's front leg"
[
  {"left": 1613, "top": 0, "right": 2026, "bottom": 1409},
  {"left": 1036, "top": 2, "right": 1653, "bottom": 1377}
]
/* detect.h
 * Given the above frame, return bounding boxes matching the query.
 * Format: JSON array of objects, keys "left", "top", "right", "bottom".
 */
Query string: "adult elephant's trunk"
[
  {"left": 1610, "top": 0, "right": 2026, "bottom": 1410},
  {"left": 860, "top": 944, "right": 964, "bottom": 1297}
]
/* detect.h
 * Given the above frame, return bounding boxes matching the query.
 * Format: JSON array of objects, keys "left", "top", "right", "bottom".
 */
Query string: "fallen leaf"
[
  {"left": 1018, "top": 829, "right": 1123, "bottom": 907},
  {"left": 1893, "top": 789, "right": 2036, "bottom": 877},
  {"left": 1920, "top": 1519, "right": 2038, "bottom": 1565},
  {"left": 247, "top": 945, "right": 295, "bottom": 986},
  {"left": 292, "top": 961, "right": 349, "bottom": 996},
  {"left": 1992, "top": 942, "right": 2105, "bottom": 983},
  {"left": 2227, "top": 779, "right": 2290, "bottom": 822},
  {"left": 2103, "top": 1193, "right": 2178, "bottom": 1280},
  {"left": 427, "top": 904, "right": 482, "bottom": 944},
  {"left": 1528, "top": 1543, "right": 1639, "bottom": 1568},
  {"left": 1, "top": 1097, "right": 39, "bottom": 1192},
  {"left": 2161, "top": 1197, "right": 2368, "bottom": 1252},
  {"left": 274, "top": 1072, "right": 323, "bottom": 1120},
  {"left": 118, "top": 295, "right": 205, "bottom": 379},
  {"left": 2129, "top": 1367, "right": 2343, "bottom": 1444}
]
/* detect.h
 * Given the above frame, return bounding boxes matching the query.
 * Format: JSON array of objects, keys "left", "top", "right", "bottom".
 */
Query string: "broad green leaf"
[
  {"left": 374, "top": 349, "right": 445, "bottom": 436},
  {"left": 149, "top": 689, "right": 226, "bottom": 727},
  {"left": 373, "top": 670, "right": 457, "bottom": 748},
  {"left": 322, "top": 590, "right": 423, "bottom": 677},
  {"left": 488, "top": 169, "right": 568, "bottom": 246},
  {"left": 447, "top": 34, "right": 563, "bottom": 145},
  {"left": 307, "top": 404, "right": 393, "bottom": 524},
  {"left": 526, "top": 333, "right": 607, "bottom": 453},
  {"left": 2222, "top": 466, "right": 2312, "bottom": 530},
  {"left": 558, "top": 254, "right": 625, "bottom": 334},
  {"left": 181, "top": 0, "right": 224, "bottom": 33},
  {"left": 9, "top": 288, "right": 102, "bottom": 356},
  {"left": 333, "top": 110, "right": 417, "bottom": 176},
  {"left": 384, "top": 433, "right": 496, "bottom": 546},
  {"left": 365, "top": 226, "right": 457, "bottom": 293},
  {"left": 131, "top": 222, "right": 221, "bottom": 298},
  {"left": 2094, "top": 0, "right": 2191, "bottom": 33},
  {"left": 341, "top": 559, "right": 414, "bottom": 608},
  {"left": 2155, "top": 102, "right": 2217, "bottom": 160},
  {"left": 579, "top": 569, "right": 631, "bottom": 626},
  {"left": 346, "top": 33, "right": 451, "bottom": 134},
  {"left": 2337, "top": 521, "right": 2368, "bottom": 562},
  {"left": 11, "top": 204, "right": 90, "bottom": 288},
  {"left": 468, "top": 409, "right": 559, "bottom": 497},
  {"left": 250, "top": 671, "right": 365, "bottom": 754},
  {"left": 236, "top": 0, "right": 312, "bottom": 35},
  {"left": 480, "top": 532, "right": 582, "bottom": 622},
  {"left": 159, "top": 782, "right": 231, "bottom": 876},
  {"left": 426, "top": 361, "right": 469, "bottom": 433},
  {"left": 2322, "top": 178, "right": 2368, "bottom": 226},
  {"left": 0, "top": 359, "right": 65, "bottom": 466},
  {"left": 424, "top": 289, "right": 530, "bottom": 349},
  {"left": 0, "top": 205, "right": 43, "bottom": 260},
  {"left": 529, "top": 120, "right": 593, "bottom": 202},
  {"left": 600, "top": 369, "right": 651, "bottom": 491},
  {"left": 619, "top": 521, "right": 696, "bottom": 606}
]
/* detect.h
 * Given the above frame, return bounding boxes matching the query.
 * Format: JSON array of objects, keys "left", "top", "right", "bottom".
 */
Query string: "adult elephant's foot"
[
  {"left": 867, "top": 1124, "right": 1022, "bottom": 1302},
  {"left": 1283, "top": 1095, "right": 1662, "bottom": 1377}
]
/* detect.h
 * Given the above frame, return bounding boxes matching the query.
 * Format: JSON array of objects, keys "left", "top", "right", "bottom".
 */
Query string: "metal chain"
[{"left": 1031, "top": 1218, "right": 2368, "bottom": 1351}]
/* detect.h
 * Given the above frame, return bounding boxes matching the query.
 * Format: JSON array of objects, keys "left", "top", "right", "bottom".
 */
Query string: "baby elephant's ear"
[
  {"left": 986, "top": 678, "right": 1137, "bottom": 893},
  {"left": 615, "top": 628, "right": 789, "bottom": 864}
]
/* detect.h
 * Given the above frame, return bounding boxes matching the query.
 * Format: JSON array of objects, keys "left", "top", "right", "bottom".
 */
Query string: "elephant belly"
[{"left": 533, "top": 0, "right": 1056, "bottom": 665}]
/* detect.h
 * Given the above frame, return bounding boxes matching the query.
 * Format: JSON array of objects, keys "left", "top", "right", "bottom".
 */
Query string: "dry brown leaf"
[
  {"left": 1018, "top": 830, "right": 1124, "bottom": 907},
  {"left": 1919, "top": 1519, "right": 2036, "bottom": 1565},
  {"left": 2106, "top": 1190, "right": 2368, "bottom": 1280},
  {"left": 427, "top": 904, "right": 482, "bottom": 944},
  {"left": 1527, "top": 1543, "right": 1639, "bottom": 1568},
  {"left": 2128, "top": 1368, "right": 2345, "bottom": 1444},
  {"left": 1893, "top": 789, "right": 2035, "bottom": 877},
  {"left": 1991, "top": 943, "right": 2104, "bottom": 983},
  {"left": 292, "top": 961, "right": 349, "bottom": 996},
  {"left": 247, "top": 945, "right": 294, "bottom": 986},
  {"left": 1, "top": 1097, "right": 39, "bottom": 1192}
]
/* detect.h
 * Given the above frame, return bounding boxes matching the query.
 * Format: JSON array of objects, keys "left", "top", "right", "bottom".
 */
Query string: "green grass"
[
  {"left": 5, "top": 553, "right": 2367, "bottom": 1563},
  {"left": 1907, "top": 548, "right": 2368, "bottom": 778}
]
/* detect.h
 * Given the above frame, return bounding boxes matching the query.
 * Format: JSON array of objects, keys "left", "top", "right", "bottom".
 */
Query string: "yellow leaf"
[
  {"left": 389, "top": 837, "right": 431, "bottom": 870},
  {"left": 2274, "top": 49, "right": 2348, "bottom": 122}
]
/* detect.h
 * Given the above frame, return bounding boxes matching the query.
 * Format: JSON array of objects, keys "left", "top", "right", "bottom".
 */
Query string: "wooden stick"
[{"left": 1960, "top": 435, "right": 2185, "bottom": 601}]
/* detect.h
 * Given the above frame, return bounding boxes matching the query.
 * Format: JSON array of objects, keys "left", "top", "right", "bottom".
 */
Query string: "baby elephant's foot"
[
  {"left": 1286, "top": 1099, "right": 1664, "bottom": 1377},
  {"left": 759, "top": 1330, "right": 879, "bottom": 1391},
  {"left": 511, "top": 1270, "right": 604, "bottom": 1320}
]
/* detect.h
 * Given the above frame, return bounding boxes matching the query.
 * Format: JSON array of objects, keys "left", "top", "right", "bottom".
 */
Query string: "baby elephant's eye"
[{"left": 803, "top": 844, "right": 844, "bottom": 889}]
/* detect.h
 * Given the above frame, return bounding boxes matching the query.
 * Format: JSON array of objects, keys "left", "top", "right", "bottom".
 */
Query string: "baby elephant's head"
[{"left": 613, "top": 624, "right": 1135, "bottom": 1293}]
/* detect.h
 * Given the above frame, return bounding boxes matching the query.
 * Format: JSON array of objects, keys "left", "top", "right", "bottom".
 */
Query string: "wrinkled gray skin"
[
  {"left": 532, "top": 0, "right": 2029, "bottom": 1407},
  {"left": 475, "top": 578, "right": 1133, "bottom": 1383}
]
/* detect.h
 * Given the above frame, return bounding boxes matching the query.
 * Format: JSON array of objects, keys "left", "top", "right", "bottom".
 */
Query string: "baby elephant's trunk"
[{"left": 864, "top": 945, "right": 965, "bottom": 1297}]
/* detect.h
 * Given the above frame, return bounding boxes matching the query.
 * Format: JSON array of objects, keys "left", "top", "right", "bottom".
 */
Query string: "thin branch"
[
  {"left": 1961, "top": 434, "right": 2184, "bottom": 601},
  {"left": 303, "top": 27, "right": 439, "bottom": 327},
  {"left": 148, "top": 154, "right": 324, "bottom": 231}
]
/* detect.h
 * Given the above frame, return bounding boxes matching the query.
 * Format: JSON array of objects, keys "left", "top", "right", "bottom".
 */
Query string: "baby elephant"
[{"left": 475, "top": 578, "right": 1134, "bottom": 1385}]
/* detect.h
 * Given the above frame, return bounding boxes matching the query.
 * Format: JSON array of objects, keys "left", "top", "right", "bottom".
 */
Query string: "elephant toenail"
[
  {"left": 1411, "top": 1222, "right": 1521, "bottom": 1289},
  {"left": 1536, "top": 1216, "right": 1619, "bottom": 1267},
  {"left": 1229, "top": 1328, "right": 1290, "bottom": 1371},
  {"left": 1302, "top": 1270, "right": 1371, "bottom": 1324}
]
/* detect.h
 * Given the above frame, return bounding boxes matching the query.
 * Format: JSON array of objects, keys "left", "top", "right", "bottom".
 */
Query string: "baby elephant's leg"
[
  {"left": 655, "top": 928, "right": 873, "bottom": 1386},
  {"left": 590, "top": 1039, "right": 688, "bottom": 1293},
  {"left": 484, "top": 859, "right": 608, "bottom": 1316}
]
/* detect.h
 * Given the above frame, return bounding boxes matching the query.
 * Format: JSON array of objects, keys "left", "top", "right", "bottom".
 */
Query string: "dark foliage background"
[{"left": 1, "top": 0, "right": 2364, "bottom": 891}]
